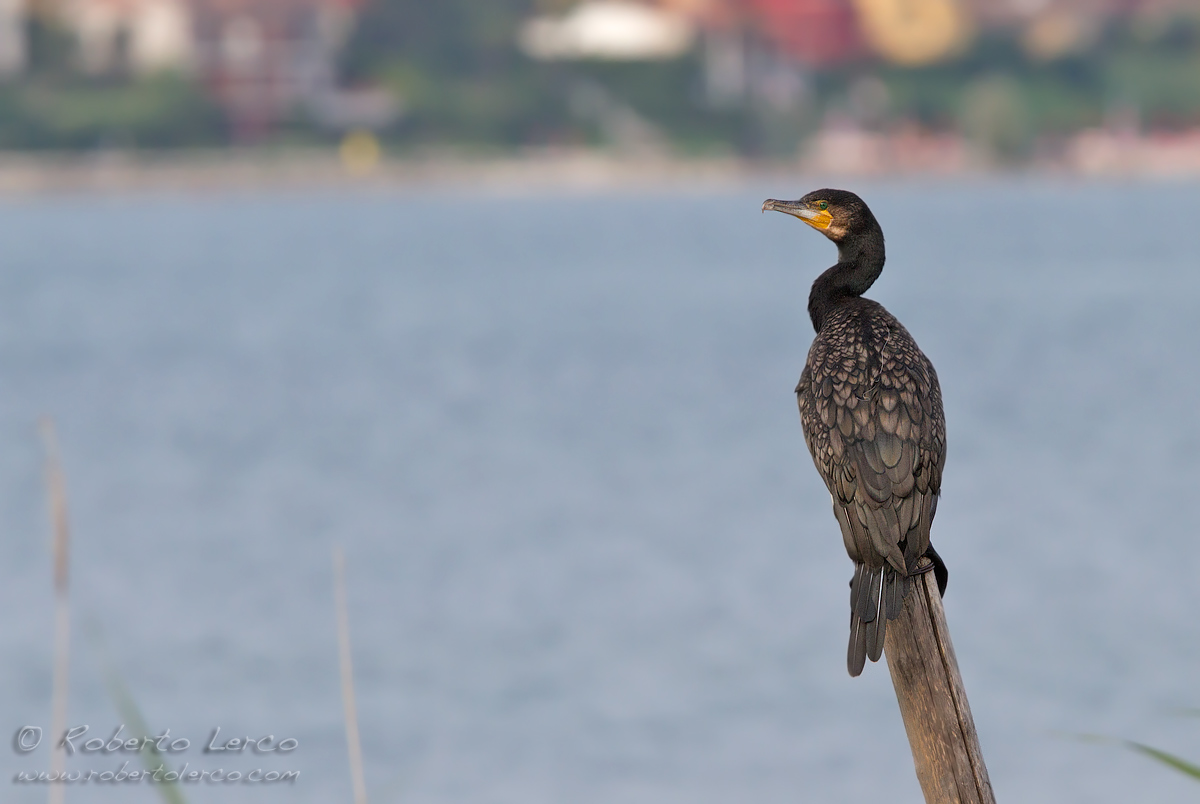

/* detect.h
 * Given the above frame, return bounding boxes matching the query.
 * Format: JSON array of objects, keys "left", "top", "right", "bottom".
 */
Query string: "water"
[{"left": 1, "top": 180, "right": 1197, "bottom": 803}]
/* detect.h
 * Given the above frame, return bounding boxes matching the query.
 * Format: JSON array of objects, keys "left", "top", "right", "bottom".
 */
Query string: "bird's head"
[{"left": 761, "top": 189, "right": 877, "bottom": 245}]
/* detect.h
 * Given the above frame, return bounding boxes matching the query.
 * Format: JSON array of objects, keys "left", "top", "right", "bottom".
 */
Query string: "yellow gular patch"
[{"left": 804, "top": 209, "right": 834, "bottom": 230}]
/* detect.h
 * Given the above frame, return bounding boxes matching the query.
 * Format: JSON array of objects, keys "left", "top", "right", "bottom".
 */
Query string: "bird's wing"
[{"left": 797, "top": 313, "right": 945, "bottom": 576}]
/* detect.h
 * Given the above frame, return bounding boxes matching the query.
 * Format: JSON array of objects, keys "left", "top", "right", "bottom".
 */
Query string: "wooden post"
[{"left": 884, "top": 560, "right": 996, "bottom": 804}]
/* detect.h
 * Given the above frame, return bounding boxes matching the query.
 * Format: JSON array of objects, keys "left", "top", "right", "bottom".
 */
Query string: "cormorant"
[{"left": 762, "top": 189, "right": 947, "bottom": 677}]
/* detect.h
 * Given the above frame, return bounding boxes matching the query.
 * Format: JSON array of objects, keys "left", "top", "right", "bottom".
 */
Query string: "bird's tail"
[{"left": 847, "top": 563, "right": 909, "bottom": 677}]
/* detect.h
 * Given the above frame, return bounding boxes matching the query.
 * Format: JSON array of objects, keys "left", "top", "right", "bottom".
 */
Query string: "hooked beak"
[{"left": 762, "top": 199, "right": 833, "bottom": 231}]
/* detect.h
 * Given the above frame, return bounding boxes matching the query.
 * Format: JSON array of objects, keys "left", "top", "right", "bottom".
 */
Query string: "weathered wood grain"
[{"left": 884, "top": 561, "right": 996, "bottom": 804}]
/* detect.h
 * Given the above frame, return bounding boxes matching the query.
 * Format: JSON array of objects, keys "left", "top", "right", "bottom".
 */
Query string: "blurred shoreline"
[
  {"left": 2, "top": 133, "right": 1200, "bottom": 196},
  {"left": 0, "top": 149, "right": 771, "bottom": 196}
]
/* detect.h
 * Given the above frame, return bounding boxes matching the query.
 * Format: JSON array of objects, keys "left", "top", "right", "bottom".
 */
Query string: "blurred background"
[
  {"left": 2, "top": 3, "right": 1200, "bottom": 804},
  {"left": 1, "top": 0, "right": 1200, "bottom": 171}
]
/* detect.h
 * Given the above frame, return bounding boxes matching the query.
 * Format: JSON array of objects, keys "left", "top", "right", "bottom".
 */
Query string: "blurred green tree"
[{"left": 338, "top": 0, "right": 582, "bottom": 148}]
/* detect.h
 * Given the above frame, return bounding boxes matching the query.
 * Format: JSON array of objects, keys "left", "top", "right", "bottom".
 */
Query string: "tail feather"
[
  {"left": 849, "top": 563, "right": 876, "bottom": 622},
  {"left": 885, "top": 571, "right": 908, "bottom": 619},
  {"left": 863, "top": 601, "right": 885, "bottom": 662},
  {"left": 846, "top": 563, "right": 909, "bottom": 677},
  {"left": 847, "top": 612, "right": 867, "bottom": 677}
]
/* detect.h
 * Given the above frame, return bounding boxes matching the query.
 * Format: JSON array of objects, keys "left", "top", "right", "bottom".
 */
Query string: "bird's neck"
[{"left": 807, "top": 232, "right": 885, "bottom": 332}]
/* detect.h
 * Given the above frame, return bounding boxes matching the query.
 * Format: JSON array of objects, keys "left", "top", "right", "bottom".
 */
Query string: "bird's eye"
[{"left": 817, "top": 201, "right": 829, "bottom": 211}]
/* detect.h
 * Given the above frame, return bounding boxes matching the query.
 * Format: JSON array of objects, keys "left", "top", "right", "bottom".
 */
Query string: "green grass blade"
[
  {"left": 87, "top": 624, "right": 188, "bottom": 804},
  {"left": 1125, "top": 741, "right": 1200, "bottom": 782},
  {"left": 103, "top": 669, "right": 190, "bottom": 804}
]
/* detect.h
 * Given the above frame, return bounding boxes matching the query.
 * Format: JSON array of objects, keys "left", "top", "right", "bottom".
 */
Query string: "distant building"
[
  {"left": 0, "top": 0, "right": 24, "bottom": 76},
  {"left": 741, "top": 0, "right": 861, "bottom": 66},
  {"left": 186, "top": 0, "right": 363, "bottom": 138},
  {"left": 64, "top": 0, "right": 193, "bottom": 74},
  {"left": 28, "top": 0, "right": 395, "bottom": 138},
  {"left": 676, "top": 0, "right": 858, "bottom": 114},
  {"left": 519, "top": 1, "right": 695, "bottom": 61}
]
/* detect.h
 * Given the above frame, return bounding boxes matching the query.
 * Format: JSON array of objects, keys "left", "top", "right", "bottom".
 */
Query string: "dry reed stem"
[
  {"left": 40, "top": 418, "right": 71, "bottom": 804},
  {"left": 334, "top": 545, "right": 368, "bottom": 804}
]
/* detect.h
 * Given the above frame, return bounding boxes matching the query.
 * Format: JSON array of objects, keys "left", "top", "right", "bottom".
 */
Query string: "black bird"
[{"left": 762, "top": 189, "right": 947, "bottom": 677}]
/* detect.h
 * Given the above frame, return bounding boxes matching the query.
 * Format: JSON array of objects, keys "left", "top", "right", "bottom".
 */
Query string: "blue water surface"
[{"left": 1, "top": 179, "right": 1198, "bottom": 803}]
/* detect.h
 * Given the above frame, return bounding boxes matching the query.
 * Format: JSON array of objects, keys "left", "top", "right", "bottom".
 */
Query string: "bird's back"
[{"left": 796, "top": 297, "right": 946, "bottom": 673}]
